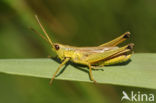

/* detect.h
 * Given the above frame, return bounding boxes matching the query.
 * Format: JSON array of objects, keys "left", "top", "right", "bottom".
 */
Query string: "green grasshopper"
[{"left": 33, "top": 15, "right": 134, "bottom": 84}]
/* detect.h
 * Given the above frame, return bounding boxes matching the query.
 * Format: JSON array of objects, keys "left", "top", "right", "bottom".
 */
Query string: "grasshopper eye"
[{"left": 54, "top": 44, "right": 60, "bottom": 50}]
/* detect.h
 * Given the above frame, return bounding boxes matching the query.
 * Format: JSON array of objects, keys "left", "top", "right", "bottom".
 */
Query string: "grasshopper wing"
[{"left": 84, "top": 43, "right": 134, "bottom": 64}]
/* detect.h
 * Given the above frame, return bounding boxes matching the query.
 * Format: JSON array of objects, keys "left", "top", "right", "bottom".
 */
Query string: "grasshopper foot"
[
  {"left": 48, "top": 55, "right": 52, "bottom": 58},
  {"left": 49, "top": 78, "right": 54, "bottom": 85},
  {"left": 93, "top": 80, "right": 97, "bottom": 84},
  {"left": 91, "top": 66, "right": 104, "bottom": 71}
]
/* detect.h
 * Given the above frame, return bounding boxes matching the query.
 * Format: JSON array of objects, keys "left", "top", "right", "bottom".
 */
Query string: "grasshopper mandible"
[{"left": 33, "top": 15, "right": 134, "bottom": 85}]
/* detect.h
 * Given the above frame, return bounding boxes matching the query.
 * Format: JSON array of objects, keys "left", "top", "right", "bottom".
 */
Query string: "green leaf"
[{"left": 0, "top": 53, "right": 155, "bottom": 89}]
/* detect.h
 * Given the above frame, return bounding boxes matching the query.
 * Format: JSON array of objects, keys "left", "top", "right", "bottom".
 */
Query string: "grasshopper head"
[
  {"left": 53, "top": 43, "right": 67, "bottom": 60},
  {"left": 53, "top": 43, "right": 75, "bottom": 60}
]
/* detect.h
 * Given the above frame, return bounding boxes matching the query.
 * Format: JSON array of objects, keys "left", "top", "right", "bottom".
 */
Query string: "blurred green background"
[{"left": 0, "top": 0, "right": 156, "bottom": 103}]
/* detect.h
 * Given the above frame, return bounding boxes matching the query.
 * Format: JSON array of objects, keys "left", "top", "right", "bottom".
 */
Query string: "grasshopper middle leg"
[
  {"left": 88, "top": 64, "right": 96, "bottom": 83},
  {"left": 72, "top": 60, "right": 97, "bottom": 83}
]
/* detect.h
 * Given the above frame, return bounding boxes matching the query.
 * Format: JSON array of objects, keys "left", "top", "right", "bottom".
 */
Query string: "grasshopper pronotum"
[{"left": 33, "top": 15, "right": 134, "bottom": 84}]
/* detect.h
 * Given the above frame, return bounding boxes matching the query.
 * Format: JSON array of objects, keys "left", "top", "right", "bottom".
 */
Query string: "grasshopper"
[{"left": 33, "top": 15, "right": 134, "bottom": 84}]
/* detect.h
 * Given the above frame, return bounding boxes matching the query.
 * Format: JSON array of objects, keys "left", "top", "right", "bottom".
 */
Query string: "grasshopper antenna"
[
  {"left": 35, "top": 15, "right": 55, "bottom": 49},
  {"left": 30, "top": 27, "right": 50, "bottom": 43}
]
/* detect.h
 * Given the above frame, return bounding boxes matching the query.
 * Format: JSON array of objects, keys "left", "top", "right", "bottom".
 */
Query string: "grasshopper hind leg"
[
  {"left": 99, "top": 32, "right": 130, "bottom": 47},
  {"left": 99, "top": 54, "right": 132, "bottom": 66}
]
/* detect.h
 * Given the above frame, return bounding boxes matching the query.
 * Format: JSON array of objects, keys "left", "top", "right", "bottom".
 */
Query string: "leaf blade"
[{"left": 0, "top": 53, "right": 156, "bottom": 89}]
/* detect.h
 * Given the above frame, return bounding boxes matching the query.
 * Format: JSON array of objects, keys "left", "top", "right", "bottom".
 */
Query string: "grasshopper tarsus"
[
  {"left": 47, "top": 55, "right": 52, "bottom": 58},
  {"left": 93, "top": 80, "right": 97, "bottom": 84},
  {"left": 91, "top": 66, "right": 104, "bottom": 71},
  {"left": 49, "top": 78, "right": 54, "bottom": 85}
]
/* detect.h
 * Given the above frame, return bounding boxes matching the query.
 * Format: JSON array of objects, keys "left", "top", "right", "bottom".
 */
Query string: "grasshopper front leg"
[{"left": 49, "top": 57, "right": 70, "bottom": 85}]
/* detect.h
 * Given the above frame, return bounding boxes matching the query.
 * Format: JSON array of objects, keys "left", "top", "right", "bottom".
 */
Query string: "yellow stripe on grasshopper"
[{"left": 103, "top": 54, "right": 132, "bottom": 66}]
